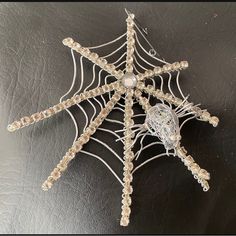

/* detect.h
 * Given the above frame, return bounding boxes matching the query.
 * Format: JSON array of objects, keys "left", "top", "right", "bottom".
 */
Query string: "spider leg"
[
  {"left": 179, "top": 115, "right": 198, "bottom": 130},
  {"left": 115, "top": 125, "right": 143, "bottom": 142},
  {"left": 123, "top": 129, "right": 146, "bottom": 152},
  {"left": 115, "top": 124, "right": 143, "bottom": 133},
  {"left": 175, "top": 94, "right": 190, "bottom": 113}
]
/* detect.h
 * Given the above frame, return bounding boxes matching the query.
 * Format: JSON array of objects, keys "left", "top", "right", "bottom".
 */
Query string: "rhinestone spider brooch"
[{"left": 7, "top": 10, "right": 219, "bottom": 226}]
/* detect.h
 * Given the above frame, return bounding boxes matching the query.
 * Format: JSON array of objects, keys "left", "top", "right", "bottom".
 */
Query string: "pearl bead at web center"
[{"left": 121, "top": 73, "right": 137, "bottom": 89}]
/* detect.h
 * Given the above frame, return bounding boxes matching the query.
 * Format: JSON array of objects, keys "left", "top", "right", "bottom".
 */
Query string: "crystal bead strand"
[
  {"left": 62, "top": 38, "right": 124, "bottom": 79},
  {"left": 125, "top": 13, "right": 135, "bottom": 73},
  {"left": 42, "top": 91, "right": 122, "bottom": 191},
  {"left": 136, "top": 61, "right": 189, "bottom": 81},
  {"left": 138, "top": 83, "right": 219, "bottom": 127},
  {"left": 120, "top": 89, "right": 135, "bottom": 227},
  {"left": 134, "top": 89, "right": 151, "bottom": 112},
  {"left": 119, "top": 13, "right": 137, "bottom": 227},
  {"left": 7, "top": 82, "right": 119, "bottom": 132},
  {"left": 176, "top": 145, "right": 210, "bottom": 191}
]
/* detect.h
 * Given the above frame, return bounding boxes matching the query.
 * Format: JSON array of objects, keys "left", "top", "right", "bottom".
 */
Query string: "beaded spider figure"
[{"left": 7, "top": 9, "right": 219, "bottom": 226}]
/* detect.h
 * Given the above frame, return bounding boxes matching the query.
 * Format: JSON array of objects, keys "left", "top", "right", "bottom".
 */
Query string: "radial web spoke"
[
  {"left": 176, "top": 145, "right": 210, "bottom": 191},
  {"left": 7, "top": 82, "right": 119, "bottom": 132},
  {"left": 120, "top": 89, "right": 135, "bottom": 227},
  {"left": 137, "top": 82, "right": 219, "bottom": 127},
  {"left": 41, "top": 91, "right": 123, "bottom": 191},
  {"left": 62, "top": 37, "right": 124, "bottom": 79},
  {"left": 136, "top": 60, "right": 189, "bottom": 81}
]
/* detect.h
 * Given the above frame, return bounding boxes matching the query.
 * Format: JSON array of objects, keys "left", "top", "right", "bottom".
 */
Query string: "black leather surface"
[{"left": 0, "top": 2, "right": 236, "bottom": 234}]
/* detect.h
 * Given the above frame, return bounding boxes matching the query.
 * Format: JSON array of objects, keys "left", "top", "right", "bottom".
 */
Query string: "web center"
[{"left": 121, "top": 72, "right": 137, "bottom": 89}]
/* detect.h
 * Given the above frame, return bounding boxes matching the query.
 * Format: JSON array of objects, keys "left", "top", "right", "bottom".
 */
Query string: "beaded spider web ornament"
[{"left": 7, "top": 9, "right": 219, "bottom": 226}]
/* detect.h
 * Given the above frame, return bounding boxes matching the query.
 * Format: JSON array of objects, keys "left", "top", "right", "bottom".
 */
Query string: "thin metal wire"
[
  {"left": 113, "top": 107, "right": 125, "bottom": 113},
  {"left": 178, "top": 111, "right": 197, "bottom": 118},
  {"left": 133, "top": 63, "right": 142, "bottom": 74},
  {"left": 134, "top": 45, "right": 157, "bottom": 68},
  {"left": 105, "top": 118, "right": 123, "bottom": 125},
  {"left": 133, "top": 54, "right": 148, "bottom": 71},
  {"left": 84, "top": 65, "right": 98, "bottom": 123},
  {"left": 132, "top": 153, "right": 174, "bottom": 174},
  {"left": 124, "top": 129, "right": 146, "bottom": 152},
  {"left": 158, "top": 74, "right": 164, "bottom": 92},
  {"left": 175, "top": 95, "right": 190, "bottom": 112},
  {"left": 87, "top": 32, "right": 127, "bottom": 49},
  {"left": 116, "top": 126, "right": 143, "bottom": 142},
  {"left": 102, "top": 42, "right": 127, "bottom": 58},
  {"left": 90, "top": 137, "right": 123, "bottom": 163},
  {"left": 176, "top": 101, "right": 194, "bottom": 116},
  {"left": 135, "top": 141, "right": 163, "bottom": 159},
  {"left": 80, "top": 150, "right": 124, "bottom": 186},
  {"left": 97, "top": 127, "right": 124, "bottom": 144},
  {"left": 132, "top": 114, "right": 146, "bottom": 118},
  {"left": 80, "top": 37, "right": 127, "bottom": 126},
  {"left": 125, "top": 8, "right": 158, "bottom": 57},
  {"left": 97, "top": 69, "right": 107, "bottom": 106},
  {"left": 134, "top": 31, "right": 169, "bottom": 64},
  {"left": 179, "top": 115, "right": 197, "bottom": 130},
  {"left": 167, "top": 72, "right": 176, "bottom": 97},
  {"left": 135, "top": 131, "right": 148, "bottom": 160},
  {"left": 176, "top": 70, "right": 186, "bottom": 100},
  {"left": 115, "top": 124, "right": 143, "bottom": 133},
  {"left": 59, "top": 49, "right": 79, "bottom": 143},
  {"left": 74, "top": 56, "right": 89, "bottom": 133}
]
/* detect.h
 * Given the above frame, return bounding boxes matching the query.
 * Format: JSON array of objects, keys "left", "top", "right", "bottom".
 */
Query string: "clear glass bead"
[
  {"left": 120, "top": 216, "right": 129, "bottom": 226},
  {"left": 21, "top": 116, "right": 32, "bottom": 125}
]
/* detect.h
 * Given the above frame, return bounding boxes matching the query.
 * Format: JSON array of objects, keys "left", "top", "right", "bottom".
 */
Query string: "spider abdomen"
[{"left": 145, "top": 104, "right": 181, "bottom": 151}]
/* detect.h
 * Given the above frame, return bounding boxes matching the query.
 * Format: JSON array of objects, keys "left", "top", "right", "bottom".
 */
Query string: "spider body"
[{"left": 145, "top": 104, "right": 181, "bottom": 152}]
